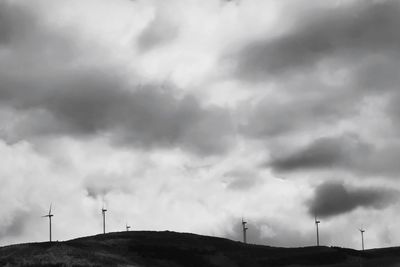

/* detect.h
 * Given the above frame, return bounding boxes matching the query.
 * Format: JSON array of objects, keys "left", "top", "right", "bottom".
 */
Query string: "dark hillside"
[{"left": 0, "top": 231, "right": 399, "bottom": 266}]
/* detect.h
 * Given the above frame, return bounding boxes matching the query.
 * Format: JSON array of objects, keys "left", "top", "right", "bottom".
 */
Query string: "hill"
[{"left": 0, "top": 231, "right": 399, "bottom": 266}]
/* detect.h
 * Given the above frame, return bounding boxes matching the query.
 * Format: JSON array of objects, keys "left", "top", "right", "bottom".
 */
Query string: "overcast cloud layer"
[{"left": 1, "top": 0, "right": 400, "bottom": 249}]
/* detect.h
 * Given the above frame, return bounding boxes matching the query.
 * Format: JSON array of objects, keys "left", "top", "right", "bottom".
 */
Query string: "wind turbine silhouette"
[
  {"left": 42, "top": 204, "right": 54, "bottom": 242},
  {"left": 101, "top": 205, "right": 107, "bottom": 234},
  {"left": 359, "top": 228, "right": 365, "bottom": 251},
  {"left": 241, "top": 218, "right": 248, "bottom": 244},
  {"left": 315, "top": 216, "right": 320, "bottom": 246},
  {"left": 126, "top": 223, "right": 131, "bottom": 232}
]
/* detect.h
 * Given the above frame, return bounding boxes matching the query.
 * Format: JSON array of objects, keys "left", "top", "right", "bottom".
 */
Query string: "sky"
[{"left": 0, "top": 0, "right": 400, "bottom": 250}]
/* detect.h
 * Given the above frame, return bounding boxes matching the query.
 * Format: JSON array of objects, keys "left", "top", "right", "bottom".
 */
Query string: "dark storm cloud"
[
  {"left": 236, "top": 0, "right": 400, "bottom": 80},
  {"left": 269, "top": 135, "right": 370, "bottom": 172},
  {"left": 0, "top": 1, "right": 234, "bottom": 155},
  {"left": 308, "top": 181, "right": 398, "bottom": 218},
  {"left": 233, "top": 0, "right": 400, "bottom": 145},
  {"left": 268, "top": 134, "right": 400, "bottom": 177},
  {"left": 0, "top": 77, "right": 234, "bottom": 155}
]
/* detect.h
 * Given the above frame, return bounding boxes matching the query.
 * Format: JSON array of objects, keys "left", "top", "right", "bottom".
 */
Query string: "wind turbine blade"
[{"left": 49, "top": 203, "right": 52, "bottom": 215}]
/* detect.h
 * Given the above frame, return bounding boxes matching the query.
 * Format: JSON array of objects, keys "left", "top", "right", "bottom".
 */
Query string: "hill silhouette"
[{"left": 0, "top": 231, "right": 399, "bottom": 266}]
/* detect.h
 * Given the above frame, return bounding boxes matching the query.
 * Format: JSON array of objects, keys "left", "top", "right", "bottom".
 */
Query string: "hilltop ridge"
[{"left": 0, "top": 231, "right": 399, "bottom": 266}]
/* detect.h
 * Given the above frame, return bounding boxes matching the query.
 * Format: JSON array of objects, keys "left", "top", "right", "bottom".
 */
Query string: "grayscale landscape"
[{"left": 1, "top": 0, "right": 400, "bottom": 265}]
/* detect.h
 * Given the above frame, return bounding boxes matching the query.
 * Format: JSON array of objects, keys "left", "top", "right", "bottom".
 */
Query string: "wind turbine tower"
[
  {"left": 242, "top": 218, "right": 248, "bottom": 244},
  {"left": 315, "top": 216, "right": 320, "bottom": 246},
  {"left": 126, "top": 224, "right": 131, "bottom": 232},
  {"left": 101, "top": 205, "right": 107, "bottom": 234},
  {"left": 42, "top": 204, "right": 54, "bottom": 242},
  {"left": 359, "top": 228, "right": 365, "bottom": 251}
]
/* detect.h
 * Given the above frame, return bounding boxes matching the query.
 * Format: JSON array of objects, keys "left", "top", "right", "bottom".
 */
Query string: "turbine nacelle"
[
  {"left": 102, "top": 208, "right": 107, "bottom": 213},
  {"left": 242, "top": 220, "right": 248, "bottom": 230}
]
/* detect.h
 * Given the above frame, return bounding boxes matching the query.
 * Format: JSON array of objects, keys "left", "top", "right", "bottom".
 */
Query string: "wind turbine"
[
  {"left": 101, "top": 205, "right": 107, "bottom": 234},
  {"left": 126, "top": 223, "right": 131, "bottom": 232},
  {"left": 359, "top": 228, "right": 365, "bottom": 251},
  {"left": 242, "top": 218, "right": 248, "bottom": 244},
  {"left": 315, "top": 216, "right": 320, "bottom": 246},
  {"left": 42, "top": 204, "right": 54, "bottom": 242}
]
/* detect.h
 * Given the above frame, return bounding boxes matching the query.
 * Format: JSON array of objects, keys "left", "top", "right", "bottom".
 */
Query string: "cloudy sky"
[{"left": 1, "top": 0, "right": 400, "bottom": 249}]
